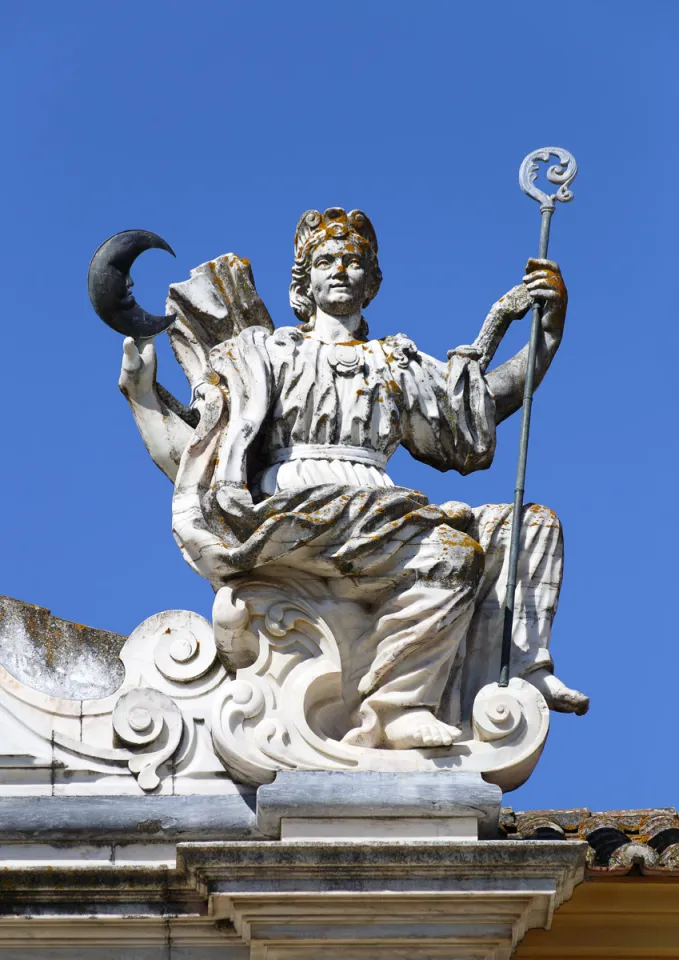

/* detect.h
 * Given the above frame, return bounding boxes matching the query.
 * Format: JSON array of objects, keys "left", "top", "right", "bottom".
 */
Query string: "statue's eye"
[
  {"left": 347, "top": 257, "right": 362, "bottom": 268},
  {"left": 314, "top": 257, "right": 332, "bottom": 268}
]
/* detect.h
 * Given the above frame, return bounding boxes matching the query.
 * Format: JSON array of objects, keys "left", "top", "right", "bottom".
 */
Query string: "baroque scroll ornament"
[
  {"left": 0, "top": 609, "right": 227, "bottom": 793},
  {"left": 209, "top": 577, "right": 549, "bottom": 789}
]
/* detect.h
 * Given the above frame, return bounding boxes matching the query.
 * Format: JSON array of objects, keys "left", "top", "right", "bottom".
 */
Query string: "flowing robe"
[{"left": 172, "top": 326, "right": 560, "bottom": 739}]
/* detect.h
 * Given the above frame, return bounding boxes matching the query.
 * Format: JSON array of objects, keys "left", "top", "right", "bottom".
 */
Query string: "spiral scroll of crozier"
[
  {"left": 519, "top": 146, "right": 578, "bottom": 212},
  {"left": 112, "top": 687, "right": 183, "bottom": 790}
]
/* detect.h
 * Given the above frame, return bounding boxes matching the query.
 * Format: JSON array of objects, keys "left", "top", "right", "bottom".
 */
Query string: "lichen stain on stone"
[
  {"left": 0, "top": 595, "right": 126, "bottom": 701},
  {"left": 134, "top": 818, "right": 163, "bottom": 835}
]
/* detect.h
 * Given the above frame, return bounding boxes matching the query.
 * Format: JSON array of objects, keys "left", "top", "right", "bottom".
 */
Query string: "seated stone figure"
[{"left": 119, "top": 207, "right": 587, "bottom": 754}]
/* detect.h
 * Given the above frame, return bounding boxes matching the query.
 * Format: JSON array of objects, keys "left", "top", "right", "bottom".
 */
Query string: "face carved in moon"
[
  {"left": 120, "top": 274, "right": 136, "bottom": 310},
  {"left": 88, "top": 229, "right": 175, "bottom": 338}
]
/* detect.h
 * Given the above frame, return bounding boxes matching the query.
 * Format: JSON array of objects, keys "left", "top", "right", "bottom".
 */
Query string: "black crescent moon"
[{"left": 87, "top": 229, "right": 176, "bottom": 338}]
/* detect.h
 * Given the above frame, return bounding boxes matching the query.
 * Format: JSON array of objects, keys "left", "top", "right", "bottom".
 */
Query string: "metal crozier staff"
[{"left": 499, "top": 147, "right": 578, "bottom": 687}]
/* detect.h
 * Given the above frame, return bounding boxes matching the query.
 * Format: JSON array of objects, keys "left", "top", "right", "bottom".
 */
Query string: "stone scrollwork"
[
  {"left": 112, "top": 687, "right": 183, "bottom": 790},
  {"left": 0, "top": 586, "right": 550, "bottom": 793},
  {"left": 472, "top": 683, "right": 525, "bottom": 741},
  {"left": 0, "top": 608, "right": 229, "bottom": 794},
  {"left": 212, "top": 578, "right": 351, "bottom": 786},
  {"left": 210, "top": 576, "right": 550, "bottom": 791},
  {"left": 153, "top": 614, "right": 219, "bottom": 682}
]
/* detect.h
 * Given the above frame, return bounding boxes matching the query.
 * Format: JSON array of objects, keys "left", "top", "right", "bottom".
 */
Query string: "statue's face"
[{"left": 309, "top": 237, "right": 368, "bottom": 317}]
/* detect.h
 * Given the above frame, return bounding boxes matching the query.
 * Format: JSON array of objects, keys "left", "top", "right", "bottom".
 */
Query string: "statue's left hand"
[{"left": 523, "top": 259, "right": 567, "bottom": 331}]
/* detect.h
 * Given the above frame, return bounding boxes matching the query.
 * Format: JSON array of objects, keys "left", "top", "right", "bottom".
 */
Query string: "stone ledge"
[
  {"left": 178, "top": 839, "right": 587, "bottom": 960},
  {"left": 0, "top": 793, "right": 260, "bottom": 842}
]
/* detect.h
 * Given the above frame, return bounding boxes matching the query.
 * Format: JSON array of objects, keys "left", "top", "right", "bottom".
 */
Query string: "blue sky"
[{"left": 0, "top": 1, "right": 676, "bottom": 811}]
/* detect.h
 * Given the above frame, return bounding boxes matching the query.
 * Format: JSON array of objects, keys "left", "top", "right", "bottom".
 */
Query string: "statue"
[{"left": 112, "top": 203, "right": 587, "bottom": 777}]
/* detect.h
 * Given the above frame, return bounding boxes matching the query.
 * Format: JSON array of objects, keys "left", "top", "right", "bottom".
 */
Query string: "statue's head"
[{"left": 290, "top": 208, "right": 382, "bottom": 330}]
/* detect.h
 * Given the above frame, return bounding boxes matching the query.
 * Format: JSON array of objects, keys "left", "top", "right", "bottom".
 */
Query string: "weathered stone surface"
[
  {"left": 256, "top": 771, "right": 502, "bottom": 839},
  {"left": 0, "top": 595, "right": 125, "bottom": 700},
  {"left": 0, "top": 794, "right": 258, "bottom": 842},
  {"left": 0, "top": 836, "right": 588, "bottom": 958},
  {"left": 0, "top": 609, "right": 237, "bottom": 796},
  {"left": 178, "top": 839, "right": 587, "bottom": 960}
]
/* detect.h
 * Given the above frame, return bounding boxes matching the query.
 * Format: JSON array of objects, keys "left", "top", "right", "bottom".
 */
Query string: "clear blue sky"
[{"left": 1, "top": 1, "right": 676, "bottom": 812}]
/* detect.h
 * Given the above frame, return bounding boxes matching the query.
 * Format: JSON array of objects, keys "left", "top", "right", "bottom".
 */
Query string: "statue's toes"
[
  {"left": 420, "top": 722, "right": 461, "bottom": 748},
  {"left": 573, "top": 692, "right": 590, "bottom": 716},
  {"left": 421, "top": 725, "right": 437, "bottom": 746},
  {"left": 552, "top": 688, "right": 590, "bottom": 716}
]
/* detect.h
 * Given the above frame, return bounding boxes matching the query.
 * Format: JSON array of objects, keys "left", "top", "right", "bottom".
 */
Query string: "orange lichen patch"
[
  {"left": 528, "top": 503, "right": 557, "bottom": 518},
  {"left": 208, "top": 261, "right": 231, "bottom": 305}
]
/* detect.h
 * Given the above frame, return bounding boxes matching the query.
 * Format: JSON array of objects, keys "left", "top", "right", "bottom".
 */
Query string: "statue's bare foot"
[
  {"left": 382, "top": 708, "right": 462, "bottom": 750},
  {"left": 529, "top": 669, "right": 590, "bottom": 716}
]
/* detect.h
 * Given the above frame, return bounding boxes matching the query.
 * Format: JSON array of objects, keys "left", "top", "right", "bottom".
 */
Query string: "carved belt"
[{"left": 268, "top": 444, "right": 389, "bottom": 470}]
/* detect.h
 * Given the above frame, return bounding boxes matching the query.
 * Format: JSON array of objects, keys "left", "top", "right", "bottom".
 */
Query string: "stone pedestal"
[
  {"left": 256, "top": 770, "right": 503, "bottom": 840},
  {"left": 189, "top": 773, "right": 584, "bottom": 960}
]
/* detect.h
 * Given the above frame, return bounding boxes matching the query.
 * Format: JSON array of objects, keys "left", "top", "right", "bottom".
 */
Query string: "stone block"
[{"left": 256, "top": 770, "right": 502, "bottom": 839}]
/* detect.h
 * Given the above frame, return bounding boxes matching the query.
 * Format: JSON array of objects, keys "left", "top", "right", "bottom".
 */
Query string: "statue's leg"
[
  {"left": 342, "top": 523, "right": 484, "bottom": 750},
  {"left": 459, "top": 503, "right": 588, "bottom": 718}
]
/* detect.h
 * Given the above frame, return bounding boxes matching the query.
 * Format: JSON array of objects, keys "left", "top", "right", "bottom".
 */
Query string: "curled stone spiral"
[
  {"left": 472, "top": 684, "right": 523, "bottom": 742},
  {"left": 153, "top": 618, "right": 217, "bottom": 683},
  {"left": 112, "top": 687, "right": 183, "bottom": 790},
  {"left": 519, "top": 147, "right": 578, "bottom": 212}
]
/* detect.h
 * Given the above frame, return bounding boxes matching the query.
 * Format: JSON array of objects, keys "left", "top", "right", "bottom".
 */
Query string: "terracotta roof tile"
[{"left": 501, "top": 807, "right": 679, "bottom": 875}]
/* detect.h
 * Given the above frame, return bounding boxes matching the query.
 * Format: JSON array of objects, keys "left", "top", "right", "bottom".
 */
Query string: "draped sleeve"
[{"left": 387, "top": 335, "right": 497, "bottom": 476}]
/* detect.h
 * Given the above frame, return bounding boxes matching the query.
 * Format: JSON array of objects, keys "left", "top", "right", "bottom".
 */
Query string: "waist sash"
[{"left": 268, "top": 444, "right": 388, "bottom": 471}]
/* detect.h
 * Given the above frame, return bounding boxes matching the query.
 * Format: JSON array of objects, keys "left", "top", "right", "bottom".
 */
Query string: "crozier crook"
[{"left": 88, "top": 229, "right": 176, "bottom": 339}]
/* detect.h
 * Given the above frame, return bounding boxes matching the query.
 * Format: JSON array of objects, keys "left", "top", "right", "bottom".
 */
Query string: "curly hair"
[{"left": 289, "top": 209, "right": 382, "bottom": 336}]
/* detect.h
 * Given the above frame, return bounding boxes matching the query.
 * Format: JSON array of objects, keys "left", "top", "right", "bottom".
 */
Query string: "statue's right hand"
[{"left": 118, "top": 337, "right": 157, "bottom": 401}]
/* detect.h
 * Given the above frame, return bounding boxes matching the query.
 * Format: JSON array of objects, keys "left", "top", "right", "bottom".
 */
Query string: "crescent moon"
[{"left": 87, "top": 229, "right": 176, "bottom": 338}]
